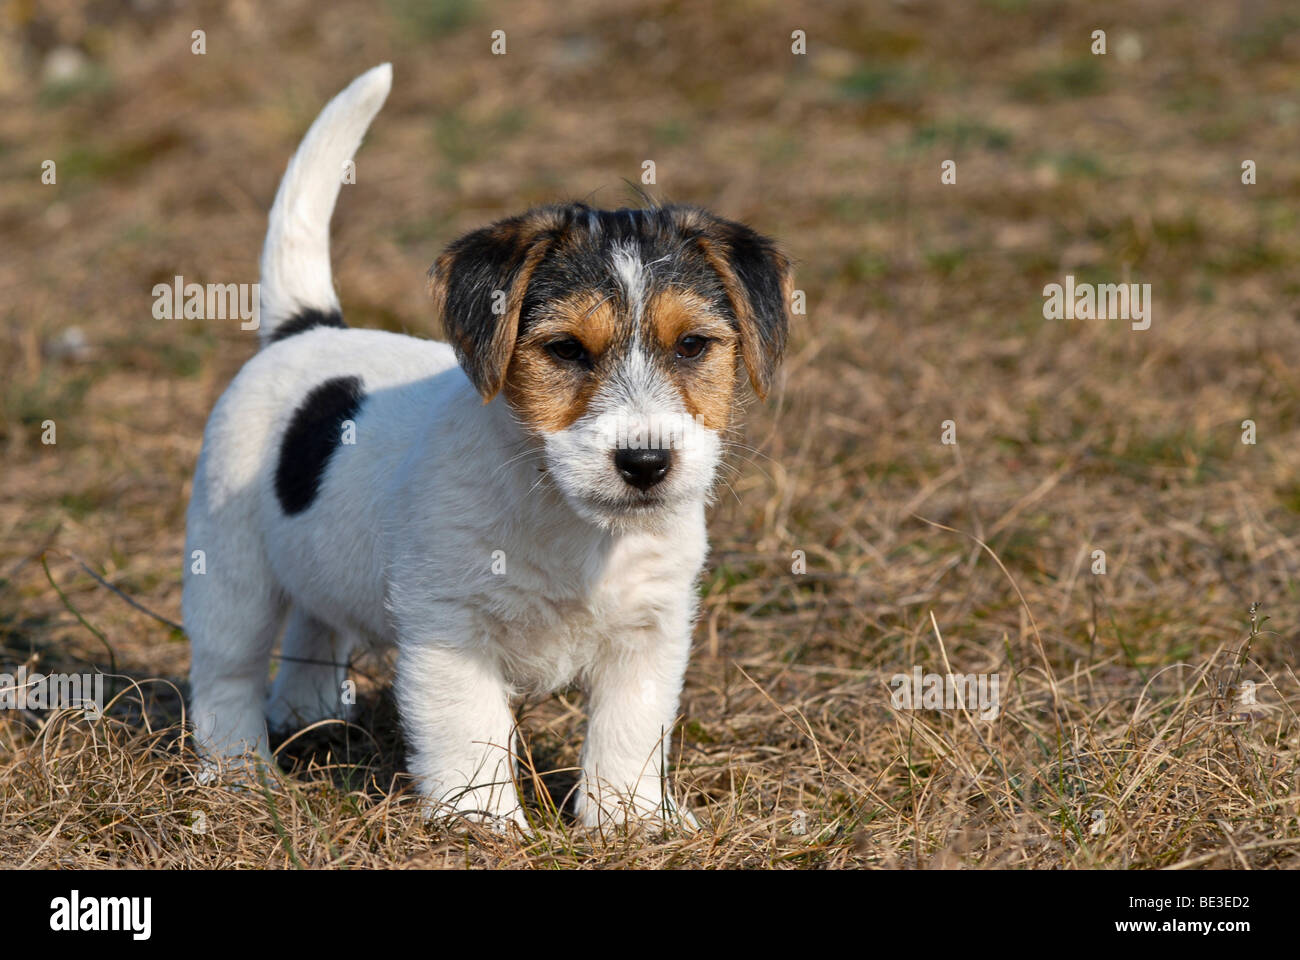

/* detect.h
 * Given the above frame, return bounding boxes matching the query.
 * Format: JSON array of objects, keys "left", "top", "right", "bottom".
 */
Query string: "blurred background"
[{"left": 2, "top": 0, "right": 1300, "bottom": 867}]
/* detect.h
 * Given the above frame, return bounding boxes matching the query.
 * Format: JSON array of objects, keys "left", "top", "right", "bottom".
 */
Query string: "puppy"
[{"left": 183, "top": 64, "right": 792, "bottom": 830}]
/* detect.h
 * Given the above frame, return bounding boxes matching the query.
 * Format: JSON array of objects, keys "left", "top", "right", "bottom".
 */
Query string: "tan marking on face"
[
  {"left": 428, "top": 207, "right": 569, "bottom": 402},
  {"left": 503, "top": 292, "right": 620, "bottom": 433},
  {"left": 644, "top": 288, "right": 738, "bottom": 432},
  {"left": 693, "top": 233, "right": 793, "bottom": 400}
]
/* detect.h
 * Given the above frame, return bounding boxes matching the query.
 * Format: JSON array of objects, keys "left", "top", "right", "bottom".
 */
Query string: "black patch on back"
[
  {"left": 275, "top": 376, "right": 365, "bottom": 516},
  {"left": 269, "top": 307, "right": 347, "bottom": 344}
]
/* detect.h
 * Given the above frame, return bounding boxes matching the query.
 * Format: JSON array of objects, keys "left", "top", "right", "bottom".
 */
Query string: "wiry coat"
[{"left": 183, "top": 64, "right": 791, "bottom": 829}]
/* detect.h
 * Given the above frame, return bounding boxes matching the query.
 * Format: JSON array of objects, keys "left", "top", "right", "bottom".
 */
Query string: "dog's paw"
[
  {"left": 672, "top": 802, "right": 700, "bottom": 833},
  {"left": 576, "top": 790, "right": 700, "bottom": 835},
  {"left": 415, "top": 781, "right": 533, "bottom": 837},
  {"left": 194, "top": 751, "right": 280, "bottom": 791},
  {"left": 419, "top": 798, "right": 532, "bottom": 839}
]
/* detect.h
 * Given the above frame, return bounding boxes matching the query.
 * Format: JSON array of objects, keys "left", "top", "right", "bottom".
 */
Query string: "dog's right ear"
[{"left": 429, "top": 210, "right": 560, "bottom": 401}]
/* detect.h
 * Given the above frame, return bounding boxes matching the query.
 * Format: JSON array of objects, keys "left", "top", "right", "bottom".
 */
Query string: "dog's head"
[{"left": 430, "top": 202, "right": 792, "bottom": 528}]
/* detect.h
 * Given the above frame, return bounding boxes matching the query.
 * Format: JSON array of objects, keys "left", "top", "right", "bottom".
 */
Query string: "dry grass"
[{"left": 2, "top": 0, "right": 1299, "bottom": 868}]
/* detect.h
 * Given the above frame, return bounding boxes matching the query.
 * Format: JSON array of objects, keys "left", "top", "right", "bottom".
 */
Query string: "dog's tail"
[{"left": 258, "top": 63, "right": 392, "bottom": 346}]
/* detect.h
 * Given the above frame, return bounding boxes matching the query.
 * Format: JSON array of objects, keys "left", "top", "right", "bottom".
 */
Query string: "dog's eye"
[
  {"left": 547, "top": 338, "right": 589, "bottom": 364},
  {"left": 675, "top": 335, "right": 709, "bottom": 360}
]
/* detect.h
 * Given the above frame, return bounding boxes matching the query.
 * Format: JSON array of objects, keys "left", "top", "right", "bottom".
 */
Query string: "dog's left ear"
[
  {"left": 429, "top": 210, "right": 559, "bottom": 401},
  {"left": 694, "top": 216, "right": 794, "bottom": 399}
]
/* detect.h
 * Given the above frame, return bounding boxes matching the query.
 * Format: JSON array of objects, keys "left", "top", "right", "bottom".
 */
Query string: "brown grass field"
[{"left": 2, "top": 0, "right": 1300, "bottom": 869}]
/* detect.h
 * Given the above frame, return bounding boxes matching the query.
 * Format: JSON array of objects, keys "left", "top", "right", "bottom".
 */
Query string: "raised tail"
[{"left": 257, "top": 63, "right": 392, "bottom": 345}]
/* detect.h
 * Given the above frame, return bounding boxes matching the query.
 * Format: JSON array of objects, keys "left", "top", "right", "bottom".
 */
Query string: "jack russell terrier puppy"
[{"left": 183, "top": 64, "right": 792, "bottom": 831}]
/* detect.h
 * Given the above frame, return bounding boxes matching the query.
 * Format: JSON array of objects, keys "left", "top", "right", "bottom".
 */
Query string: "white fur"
[
  {"left": 184, "top": 66, "right": 719, "bottom": 831},
  {"left": 259, "top": 63, "right": 391, "bottom": 340},
  {"left": 610, "top": 242, "right": 647, "bottom": 322}
]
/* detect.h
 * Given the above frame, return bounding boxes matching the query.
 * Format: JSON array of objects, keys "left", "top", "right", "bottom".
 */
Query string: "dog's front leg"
[
  {"left": 395, "top": 638, "right": 524, "bottom": 830},
  {"left": 577, "top": 617, "right": 696, "bottom": 831}
]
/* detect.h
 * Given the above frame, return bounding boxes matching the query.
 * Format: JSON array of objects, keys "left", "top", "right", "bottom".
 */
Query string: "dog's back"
[{"left": 184, "top": 64, "right": 472, "bottom": 763}]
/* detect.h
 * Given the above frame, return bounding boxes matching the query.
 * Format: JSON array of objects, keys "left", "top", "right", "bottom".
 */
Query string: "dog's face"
[{"left": 430, "top": 203, "right": 792, "bottom": 528}]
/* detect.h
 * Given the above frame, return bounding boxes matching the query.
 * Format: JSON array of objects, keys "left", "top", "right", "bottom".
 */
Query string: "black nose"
[{"left": 614, "top": 447, "right": 672, "bottom": 491}]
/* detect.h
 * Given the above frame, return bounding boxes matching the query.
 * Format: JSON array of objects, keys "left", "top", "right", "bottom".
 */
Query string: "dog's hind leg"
[
  {"left": 266, "top": 606, "right": 355, "bottom": 732},
  {"left": 184, "top": 495, "right": 285, "bottom": 776}
]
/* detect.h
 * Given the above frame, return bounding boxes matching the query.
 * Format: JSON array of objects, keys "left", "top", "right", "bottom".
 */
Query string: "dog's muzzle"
[{"left": 613, "top": 446, "right": 672, "bottom": 491}]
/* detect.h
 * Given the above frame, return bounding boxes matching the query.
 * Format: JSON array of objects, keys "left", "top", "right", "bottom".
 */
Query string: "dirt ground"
[{"left": 2, "top": 0, "right": 1299, "bottom": 868}]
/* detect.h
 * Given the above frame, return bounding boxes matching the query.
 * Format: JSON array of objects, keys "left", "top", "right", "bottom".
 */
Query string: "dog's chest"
[{"left": 486, "top": 518, "right": 706, "bottom": 692}]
